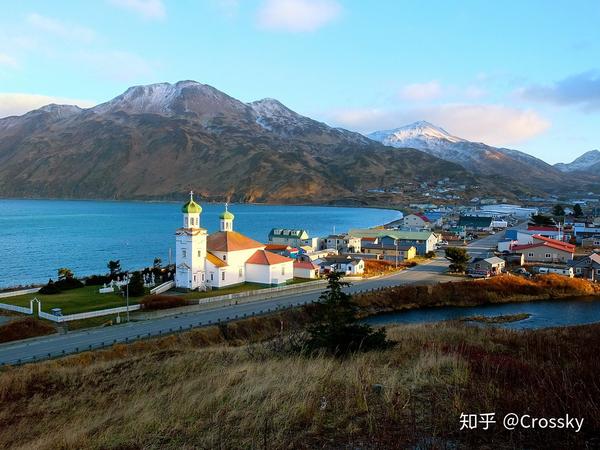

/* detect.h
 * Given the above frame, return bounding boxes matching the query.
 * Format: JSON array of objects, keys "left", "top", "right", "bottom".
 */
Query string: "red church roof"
[{"left": 246, "top": 250, "right": 292, "bottom": 265}]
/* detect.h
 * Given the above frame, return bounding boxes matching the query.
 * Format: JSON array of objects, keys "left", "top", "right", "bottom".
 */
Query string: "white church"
[{"left": 175, "top": 192, "right": 294, "bottom": 290}]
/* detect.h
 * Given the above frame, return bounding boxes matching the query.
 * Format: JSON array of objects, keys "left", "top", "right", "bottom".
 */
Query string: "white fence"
[
  {"left": 0, "top": 302, "right": 32, "bottom": 315},
  {"left": 150, "top": 280, "right": 174, "bottom": 295},
  {"left": 38, "top": 304, "right": 141, "bottom": 323},
  {"left": 0, "top": 287, "right": 40, "bottom": 299}
]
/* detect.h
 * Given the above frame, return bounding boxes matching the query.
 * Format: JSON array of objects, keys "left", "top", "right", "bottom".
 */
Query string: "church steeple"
[
  {"left": 182, "top": 191, "right": 202, "bottom": 228},
  {"left": 219, "top": 202, "right": 234, "bottom": 232}
]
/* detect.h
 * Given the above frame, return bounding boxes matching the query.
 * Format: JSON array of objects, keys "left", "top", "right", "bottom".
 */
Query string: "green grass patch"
[{"left": 1, "top": 285, "right": 136, "bottom": 315}]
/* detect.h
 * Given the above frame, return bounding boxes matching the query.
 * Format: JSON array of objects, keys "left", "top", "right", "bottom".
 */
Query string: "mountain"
[
  {"left": 368, "top": 121, "right": 569, "bottom": 191},
  {"left": 0, "top": 81, "right": 475, "bottom": 204},
  {"left": 555, "top": 150, "right": 600, "bottom": 173}
]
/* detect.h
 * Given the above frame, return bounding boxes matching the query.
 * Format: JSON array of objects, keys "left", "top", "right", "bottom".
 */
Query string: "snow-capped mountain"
[
  {"left": 368, "top": 121, "right": 564, "bottom": 188},
  {"left": 555, "top": 150, "right": 600, "bottom": 173}
]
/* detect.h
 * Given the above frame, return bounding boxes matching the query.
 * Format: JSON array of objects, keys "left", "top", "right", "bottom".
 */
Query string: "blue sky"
[{"left": 1, "top": 0, "right": 599, "bottom": 164}]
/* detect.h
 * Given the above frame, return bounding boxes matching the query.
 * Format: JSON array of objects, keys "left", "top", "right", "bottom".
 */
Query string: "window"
[
  {"left": 222, "top": 272, "right": 225, "bottom": 281},
  {"left": 545, "top": 253, "right": 551, "bottom": 258},
  {"left": 193, "top": 275, "right": 196, "bottom": 282},
  {"left": 210, "top": 273, "right": 214, "bottom": 281},
  {"left": 202, "top": 273, "right": 205, "bottom": 281},
  {"left": 185, "top": 218, "right": 188, "bottom": 227},
  {"left": 576, "top": 268, "right": 582, "bottom": 273},
  {"left": 528, "top": 253, "right": 534, "bottom": 257},
  {"left": 198, "top": 250, "right": 201, "bottom": 257},
  {"left": 239, "top": 267, "right": 243, "bottom": 278},
  {"left": 281, "top": 266, "right": 285, "bottom": 275},
  {"left": 182, "top": 249, "right": 187, "bottom": 258},
  {"left": 223, "top": 254, "right": 227, "bottom": 261}
]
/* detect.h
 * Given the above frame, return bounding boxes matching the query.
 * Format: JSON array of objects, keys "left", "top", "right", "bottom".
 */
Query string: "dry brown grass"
[
  {"left": 1, "top": 321, "right": 599, "bottom": 449},
  {"left": 0, "top": 318, "right": 55, "bottom": 343},
  {"left": 354, "top": 273, "right": 600, "bottom": 315}
]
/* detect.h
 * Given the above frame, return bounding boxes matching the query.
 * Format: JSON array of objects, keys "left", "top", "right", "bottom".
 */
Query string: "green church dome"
[
  {"left": 220, "top": 210, "right": 235, "bottom": 220},
  {"left": 182, "top": 192, "right": 202, "bottom": 214}
]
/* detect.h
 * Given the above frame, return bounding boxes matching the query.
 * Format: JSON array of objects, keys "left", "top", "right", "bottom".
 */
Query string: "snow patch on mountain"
[{"left": 555, "top": 150, "right": 600, "bottom": 172}]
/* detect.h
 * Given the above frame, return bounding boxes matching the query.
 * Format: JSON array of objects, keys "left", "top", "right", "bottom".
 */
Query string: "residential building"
[
  {"left": 361, "top": 239, "right": 417, "bottom": 262},
  {"left": 176, "top": 195, "right": 293, "bottom": 290},
  {"left": 402, "top": 213, "right": 431, "bottom": 229},
  {"left": 321, "top": 234, "right": 362, "bottom": 253},
  {"left": 468, "top": 257, "right": 506, "bottom": 275},
  {"left": 297, "top": 248, "right": 338, "bottom": 262},
  {"left": 268, "top": 229, "right": 310, "bottom": 247},
  {"left": 349, "top": 229, "right": 438, "bottom": 255},
  {"left": 568, "top": 253, "right": 600, "bottom": 281},
  {"left": 317, "top": 256, "right": 365, "bottom": 276},
  {"left": 582, "top": 236, "right": 600, "bottom": 248},
  {"left": 511, "top": 236, "right": 575, "bottom": 263},
  {"left": 480, "top": 204, "right": 539, "bottom": 219},
  {"left": 293, "top": 260, "right": 319, "bottom": 279}
]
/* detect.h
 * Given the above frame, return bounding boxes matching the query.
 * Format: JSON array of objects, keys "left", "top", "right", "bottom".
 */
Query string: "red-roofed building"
[
  {"left": 403, "top": 213, "right": 431, "bottom": 230},
  {"left": 511, "top": 235, "right": 575, "bottom": 263},
  {"left": 293, "top": 260, "right": 319, "bottom": 279}
]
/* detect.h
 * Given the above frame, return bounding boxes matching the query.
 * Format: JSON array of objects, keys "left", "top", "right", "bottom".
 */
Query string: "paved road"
[{"left": 0, "top": 229, "right": 509, "bottom": 365}]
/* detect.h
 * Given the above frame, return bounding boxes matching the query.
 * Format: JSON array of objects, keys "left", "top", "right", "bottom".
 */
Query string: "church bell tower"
[{"left": 175, "top": 191, "right": 207, "bottom": 290}]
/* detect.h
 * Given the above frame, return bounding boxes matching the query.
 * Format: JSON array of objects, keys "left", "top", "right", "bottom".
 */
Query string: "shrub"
[
  {"left": 0, "top": 318, "right": 55, "bottom": 343},
  {"left": 85, "top": 275, "right": 111, "bottom": 286},
  {"left": 140, "top": 295, "right": 187, "bottom": 311},
  {"left": 127, "top": 271, "right": 145, "bottom": 297},
  {"left": 425, "top": 250, "right": 436, "bottom": 258},
  {"left": 39, "top": 279, "right": 61, "bottom": 295},
  {"left": 54, "top": 277, "right": 84, "bottom": 291}
]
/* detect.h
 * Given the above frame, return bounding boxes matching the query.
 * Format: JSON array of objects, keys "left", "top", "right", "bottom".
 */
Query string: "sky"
[{"left": 0, "top": 0, "right": 599, "bottom": 164}]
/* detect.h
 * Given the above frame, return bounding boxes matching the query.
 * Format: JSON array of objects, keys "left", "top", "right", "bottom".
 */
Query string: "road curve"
[{"left": 0, "top": 229, "right": 509, "bottom": 365}]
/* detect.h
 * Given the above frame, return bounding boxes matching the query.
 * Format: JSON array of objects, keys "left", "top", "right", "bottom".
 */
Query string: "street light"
[
  {"left": 395, "top": 239, "right": 399, "bottom": 269},
  {"left": 121, "top": 273, "right": 132, "bottom": 322}
]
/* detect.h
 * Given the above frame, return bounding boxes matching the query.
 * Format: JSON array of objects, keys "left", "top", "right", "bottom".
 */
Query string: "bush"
[
  {"left": 39, "top": 279, "right": 61, "bottom": 295},
  {"left": 54, "top": 277, "right": 84, "bottom": 291},
  {"left": 85, "top": 275, "right": 111, "bottom": 286},
  {"left": 127, "top": 271, "right": 145, "bottom": 297},
  {"left": 425, "top": 251, "right": 436, "bottom": 258},
  {"left": 140, "top": 295, "right": 187, "bottom": 311}
]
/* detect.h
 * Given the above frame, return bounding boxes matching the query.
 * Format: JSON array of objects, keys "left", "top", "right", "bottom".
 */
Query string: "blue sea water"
[{"left": 0, "top": 199, "right": 401, "bottom": 288}]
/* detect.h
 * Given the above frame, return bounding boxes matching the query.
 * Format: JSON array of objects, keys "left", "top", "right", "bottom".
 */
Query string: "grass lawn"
[
  {"left": 1, "top": 285, "right": 138, "bottom": 315},
  {"left": 176, "top": 278, "right": 318, "bottom": 300}
]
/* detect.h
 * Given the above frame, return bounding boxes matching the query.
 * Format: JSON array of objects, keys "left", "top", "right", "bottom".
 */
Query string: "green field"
[{"left": 2, "top": 286, "right": 133, "bottom": 315}]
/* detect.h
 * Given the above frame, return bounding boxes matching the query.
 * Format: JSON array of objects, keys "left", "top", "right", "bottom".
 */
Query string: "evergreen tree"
[
  {"left": 107, "top": 260, "right": 121, "bottom": 276},
  {"left": 529, "top": 214, "right": 555, "bottom": 226},
  {"left": 552, "top": 204, "right": 565, "bottom": 217},
  {"left": 305, "top": 272, "right": 389, "bottom": 356},
  {"left": 127, "top": 271, "right": 145, "bottom": 297},
  {"left": 444, "top": 247, "right": 470, "bottom": 273},
  {"left": 573, "top": 204, "right": 583, "bottom": 217}
]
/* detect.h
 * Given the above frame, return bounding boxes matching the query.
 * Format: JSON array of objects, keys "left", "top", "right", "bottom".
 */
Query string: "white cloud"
[
  {"left": 108, "top": 0, "right": 166, "bottom": 20},
  {"left": 325, "top": 103, "right": 550, "bottom": 147},
  {"left": 0, "top": 93, "right": 96, "bottom": 118},
  {"left": 26, "top": 13, "right": 96, "bottom": 43},
  {"left": 0, "top": 53, "right": 19, "bottom": 69},
  {"left": 400, "top": 81, "right": 442, "bottom": 101},
  {"left": 257, "top": 0, "right": 341, "bottom": 32}
]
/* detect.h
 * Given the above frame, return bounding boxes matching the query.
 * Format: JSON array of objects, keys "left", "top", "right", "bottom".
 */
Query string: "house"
[
  {"left": 321, "top": 234, "right": 362, "bottom": 253},
  {"left": 526, "top": 226, "right": 564, "bottom": 240},
  {"left": 361, "top": 239, "right": 417, "bottom": 262},
  {"left": 511, "top": 235, "right": 575, "bottom": 263},
  {"left": 403, "top": 213, "right": 431, "bottom": 229},
  {"left": 318, "top": 256, "right": 364, "bottom": 276},
  {"left": 298, "top": 248, "right": 338, "bottom": 262},
  {"left": 582, "top": 236, "right": 600, "bottom": 248},
  {"left": 568, "top": 253, "right": 600, "bottom": 281},
  {"left": 573, "top": 225, "right": 600, "bottom": 243},
  {"left": 268, "top": 228, "right": 310, "bottom": 247},
  {"left": 293, "top": 260, "right": 319, "bottom": 279},
  {"left": 422, "top": 211, "right": 445, "bottom": 227},
  {"left": 458, "top": 215, "right": 493, "bottom": 231},
  {"left": 175, "top": 195, "right": 294, "bottom": 290},
  {"left": 349, "top": 229, "right": 438, "bottom": 255},
  {"left": 468, "top": 256, "right": 506, "bottom": 275}
]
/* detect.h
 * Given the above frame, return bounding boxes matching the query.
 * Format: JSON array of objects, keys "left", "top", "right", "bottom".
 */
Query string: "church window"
[
  {"left": 198, "top": 250, "right": 201, "bottom": 257},
  {"left": 185, "top": 218, "right": 188, "bottom": 227},
  {"left": 239, "top": 268, "right": 243, "bottom": 277},
  {"left": 210, "top": 273, "right": 214, "bottom": 281},
  {"left": 222, "top": 272, "right": 225, "bottom": 281},
  {"left": 193, "top": 275, "right": 196, "bottom": 282},
  {"left": 182, "top": 249, "right": 187, "bottom": 258},
  {"left": 202, "top": 273, "right": 205, "bottom": 281},
  {"left": 223, "top": 254, "right": 227, "bottom": 261},
  {"left": 281, "top": 266, "right": 285, "bottom": 275}
]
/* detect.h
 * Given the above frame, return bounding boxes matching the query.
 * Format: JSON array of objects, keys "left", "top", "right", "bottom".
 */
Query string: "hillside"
[
  {"left": 0, "top": 81, "right": 476, "bottom": 204},
  {"left": 368, "top": 121, "right": 596, "bottom": 193},
  {"left": 555, "top": 149, "right": 600, "bottom": 173}
]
